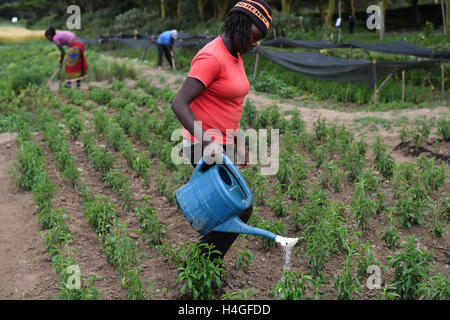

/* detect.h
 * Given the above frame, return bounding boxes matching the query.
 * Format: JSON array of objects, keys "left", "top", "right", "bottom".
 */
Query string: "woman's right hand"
[{"left": 203, "top": 140, "right": 224, "bottom": 164}]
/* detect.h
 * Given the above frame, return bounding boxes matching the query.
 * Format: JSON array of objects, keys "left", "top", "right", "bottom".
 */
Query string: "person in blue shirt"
[{"left": 157, "top": 29, "right": 177, "bottom": 69}]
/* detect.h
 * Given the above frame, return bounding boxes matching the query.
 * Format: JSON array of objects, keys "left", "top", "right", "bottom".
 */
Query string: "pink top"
[
  {"left": 181, "top": 36, "right": 250, "bottom": 145},
  {"left": 53, "top": 31, "right": 75, "bottom": 46}
]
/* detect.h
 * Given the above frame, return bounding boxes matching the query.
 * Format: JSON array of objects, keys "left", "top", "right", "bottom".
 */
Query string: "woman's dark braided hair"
[
  {"left": 223, "top": 11, "right": 253, "bottom": 49},
  {"left": 45, "top": 27, "right": 56, "bottom": 38}
]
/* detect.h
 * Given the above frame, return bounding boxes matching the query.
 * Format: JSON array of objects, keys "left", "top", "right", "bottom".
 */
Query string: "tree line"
[{"left": 1, "top": 0, "right": 448, "bottom": 30}]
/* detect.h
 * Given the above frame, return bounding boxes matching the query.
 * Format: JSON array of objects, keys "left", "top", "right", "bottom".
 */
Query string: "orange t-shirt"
[{"left": 181, "top": 36, "right": 250, "bottom": 145}]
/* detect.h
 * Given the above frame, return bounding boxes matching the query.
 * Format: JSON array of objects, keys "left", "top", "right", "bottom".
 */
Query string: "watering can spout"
[{"left": 212, "top": 216, "right": 277, "bottom": 240}]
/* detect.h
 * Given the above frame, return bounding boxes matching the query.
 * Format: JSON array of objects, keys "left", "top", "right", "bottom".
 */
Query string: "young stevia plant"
[
  {"left": 384, "top": 236, "right": 435, "bottom": 300},
  {"left": 177, "top": 243, "right": 224, "bottom": 300},
  {"left": 103, "top": 220, "right": 146, "bottom": 277},
  {"left": 320, "top": 160, "right": 343, "bottom": 192},
  {"left": 418, "top": 273, "right": 450, "bottom": 300},
  {"left": 342, "top": 142, "right": 366, "bottom": 183},
  {"left": 417, "top": 156, "right": 446, "bottom": 192},
  {"left": 436, "top": 117, "right": 450, "bottom": 141},
  {"left": 56, "top": 274, "right": 102, "bottom": 300},
  {"left": 350, "top": 180, "right": 376, "bottom": 230},
  {"left": 379, "top": 207, "right": 401, "bottom": 250},
  {"left": 394, "top": 186, "right": 428, "bottom": 228},
  {"left": 123, "top": 266, "right": 153, "bottom": 300},
  {"left": 426, "top": 200, "right": 447, "bottom": 238},
  {"left": 333, "top": 249, "right": 362, "bottom": 300},
  {"left": 67, "top": 115, "right": 84, "bottom": 140},
  {"left": 272, "top": 270, "right": 313, "bottom": 300},
  {"left": 232, "top": 235, "right": 254, "bottom": 271},
  {"left": 83, "top": 194, "right": 118, "bottom": 238},
  {"left": 102, "top": 166, "right": 133, "bottom": 210},
  {"left": 135, "top": 203, "right": 167, "bottom": 247}
]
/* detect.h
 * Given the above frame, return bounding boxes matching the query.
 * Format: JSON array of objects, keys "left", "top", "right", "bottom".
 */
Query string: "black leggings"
[
  {"left": 157, "top": 43, "right": 173, "bottom": 67},
  {"left": 183, "top": 142, "right": 253, "bottom": 263}
]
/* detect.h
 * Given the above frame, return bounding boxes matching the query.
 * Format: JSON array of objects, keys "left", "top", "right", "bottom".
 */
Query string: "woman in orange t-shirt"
[{"left": 171, "top": 0, "right": 272, "bottom": 278}]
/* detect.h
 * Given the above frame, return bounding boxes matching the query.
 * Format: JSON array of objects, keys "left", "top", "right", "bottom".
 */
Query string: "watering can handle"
[
  {"left": 190, "top": 154, "right": 252, "bottom": 200},
  {"left": 221, "top": 154, "right": 252, "bottom": 201}
]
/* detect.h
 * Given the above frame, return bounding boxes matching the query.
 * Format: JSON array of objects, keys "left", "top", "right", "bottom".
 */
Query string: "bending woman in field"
[
  {"left": 171, "top": 0, "right": 272, "bottom": 275},
  {"left": 45, "top": 27, "right": 88, "bottom": 88}
]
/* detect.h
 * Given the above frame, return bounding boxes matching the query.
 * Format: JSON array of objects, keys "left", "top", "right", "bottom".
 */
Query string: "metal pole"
[{"left": 442, "top": 0, "right": 447, "bottom": 34}]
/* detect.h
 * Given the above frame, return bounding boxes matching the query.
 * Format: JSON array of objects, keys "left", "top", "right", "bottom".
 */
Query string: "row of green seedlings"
[
  {"left": 11, "top": 116, "right": 101, "bottom": 299},
  {"left": 400, "top": 116, "right": 450, "bottom": 153},
  {"left": 38, "top": 105, "right": 153, "bottom": 299}
]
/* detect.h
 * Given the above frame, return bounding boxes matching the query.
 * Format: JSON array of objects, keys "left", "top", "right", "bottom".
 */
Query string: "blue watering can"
[{"left": 176, "top": 153, "right": 277, "bottom": 240}]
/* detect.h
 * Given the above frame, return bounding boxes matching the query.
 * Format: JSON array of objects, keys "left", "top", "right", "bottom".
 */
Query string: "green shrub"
[
  {"left": 89, "top": 87, "right": 114, "bottom": 105},
  {"left": 385, "top": 236, "right": 435, "bottom": 300},
  {"left": 272, "top": 270, "right": 313, "bottom": 300},
  {"left": 177, "top": 243, "right": 224, "bottom": 300},
  {"left": 136, "top": 204, "right": 167, "bottom": 246}
]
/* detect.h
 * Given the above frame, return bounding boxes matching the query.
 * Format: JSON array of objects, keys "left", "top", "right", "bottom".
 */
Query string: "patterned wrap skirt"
[{"left": 65, "top": 39, "right": 88, "bottom": 80}]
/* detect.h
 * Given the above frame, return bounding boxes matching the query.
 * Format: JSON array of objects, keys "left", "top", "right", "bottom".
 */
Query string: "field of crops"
[{"left": 0, "top": 40, "right": 449, "bottom": 300}]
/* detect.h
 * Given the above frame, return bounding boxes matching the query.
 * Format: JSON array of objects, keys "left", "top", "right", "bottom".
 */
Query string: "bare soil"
[{"left": 0, "top": 132, "right": 59, "bottom": 299}]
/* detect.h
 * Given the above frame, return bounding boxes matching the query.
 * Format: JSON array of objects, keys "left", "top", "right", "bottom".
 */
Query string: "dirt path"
[{"left": 0, "top": 133, "right": 59, "bottom": 299}]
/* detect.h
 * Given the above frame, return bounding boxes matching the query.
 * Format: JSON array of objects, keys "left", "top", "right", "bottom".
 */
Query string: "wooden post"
[
  {"left": 442, "top": 59, "right": 445, "bottom": 101},
  {"left": 378, "top": 71, "right": 395, "bottom": 92},
  {"left": 441, "top": 0, "right": 447, "bottom": 34},
  {"left": 141, "top": 48, "right": 148, "bottom": 61},
  {"left": 373, "top": 63, "right": 378, "bottom": 104},
  {"left": 345, "top": 83, "right": 351, "bottom": 102},
  {"left": 253, "top": 53, "right": 260, "bottom": 79},
  {"left": 401, "top": 70, "right": 405, "bottom": 102},
  {"left": 331, "top": 82, "right": 339, "bottom": 98}
]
